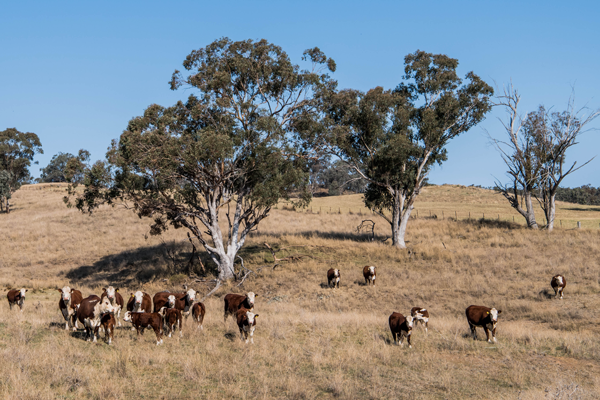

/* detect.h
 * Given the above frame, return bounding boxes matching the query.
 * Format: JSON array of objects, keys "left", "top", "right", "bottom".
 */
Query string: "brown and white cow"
[
  {"left": 327, "top": 268, "right": 340, "bottom": 288},
  {"left": 123, "top": 310, "right": 164, "bottom": 345},
  {"left": 223, "top": 292, "right": 257, "bottom": 323},
  {"left": 192, "top": 302, "right": 206, "bottom": 330},
  {"left": 126, "top": 291, "right": 152, "bottom": 331},
  {"left": 551, "top": 275, "right": 566, "bottom": 300},
  {"left": 76, "top": 295, "right": 117, "bottom": 342},
  {"left": 164, "top": 308, "right": 183, "bottom": 338},
  {"left": 7, "top": 288, "right": 27, "bottom": 311},
  {"left": 465, "top": 305, "right": 502, "bottom": 343},
  {"left": 57, "top": 286, "right": 83, "bottom": 331},
  {"left": 410, "top": 307, "right": 429, "bottom": 333},
  {"left": 100, "top": 286, "right": 124, "bottom": 326},
  {"left": 363, "top": 266, "right": 376, "bottom": 286},
  {"left": 100, "top": 312, "right": 116, "bottom": 345},
  {"left": 153, "top": 288, "right": 197, "bottom": 318},
  {"left": 236, "top": 308, "right": 258, "bottom": 344},
  {"left": 389, "top": 312, "right": 414, "bottom": 347}
]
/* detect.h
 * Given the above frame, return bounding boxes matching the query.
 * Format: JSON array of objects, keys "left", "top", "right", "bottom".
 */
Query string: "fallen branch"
[
  {"left": 199, "top": 279, "right": 221, "bottom": 303},
  {"left": 356, "top": 219, "right": 376, "bottom": 241}
]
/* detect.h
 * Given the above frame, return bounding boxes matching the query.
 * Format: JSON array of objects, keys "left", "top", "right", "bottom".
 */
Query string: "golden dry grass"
[{"left": 1, "top": 183, "right": 600, "bottom": 399}]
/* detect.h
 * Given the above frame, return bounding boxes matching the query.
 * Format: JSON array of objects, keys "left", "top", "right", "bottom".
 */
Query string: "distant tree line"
[{"left": 554, "top": 185, "right": 600, "bottom": 206}]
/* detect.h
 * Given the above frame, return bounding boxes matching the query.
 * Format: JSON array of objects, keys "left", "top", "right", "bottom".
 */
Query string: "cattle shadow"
[
  {"left": 223, "top": 332, "right": 237, "bottom": 342},
  {"left": 48, "top": 321, "right": 65, "bottom": 329},
  {"left": 354, "top": 280, "right": 369, "bottom": 287},
  {"left": 70, "top": 330, "right": 88, "bottom": 341},
  {"left": 538, "top": 289, "right": 555, "bottom": 300}
]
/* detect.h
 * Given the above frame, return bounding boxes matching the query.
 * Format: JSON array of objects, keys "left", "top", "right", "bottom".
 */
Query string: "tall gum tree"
[
  {"left": 66, "top": 38, "right": 336, "bottom": 281},
  {"left": 305, "top": 51, "right": 492, "bottom": 248}
]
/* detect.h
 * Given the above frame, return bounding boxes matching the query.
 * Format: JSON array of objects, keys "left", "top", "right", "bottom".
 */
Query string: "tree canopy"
[{"left": 38, "top": 149, "right": 90, "bottom": 183}]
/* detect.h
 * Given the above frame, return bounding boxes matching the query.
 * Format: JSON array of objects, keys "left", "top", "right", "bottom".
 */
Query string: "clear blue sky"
[{"left": 2, "top": 0, "right": 599, "bottom": 187}]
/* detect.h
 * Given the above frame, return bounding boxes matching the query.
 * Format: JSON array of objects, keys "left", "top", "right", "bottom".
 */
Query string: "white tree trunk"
[
  {"left": 546, "top": 193, "right": 556, "bottom": 232},
  {"left": 523, "top": 191, "right": 539, "bottom": 229}
]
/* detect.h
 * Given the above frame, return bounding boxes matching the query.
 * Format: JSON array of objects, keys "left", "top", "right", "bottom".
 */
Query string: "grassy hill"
[{"left": 1, "top": 183, "right": 600, "bottom": 399}]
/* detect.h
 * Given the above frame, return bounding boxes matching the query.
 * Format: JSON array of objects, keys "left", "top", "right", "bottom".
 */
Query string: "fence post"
[
  {"left": 577, "top": 221, "right": 581, "bottom": 229},
  {"left": 442, "top": 211, "right": 444, "bottom": 220},
  {"left": 455, "top": 211, "right": 457, "bottom": 220}
]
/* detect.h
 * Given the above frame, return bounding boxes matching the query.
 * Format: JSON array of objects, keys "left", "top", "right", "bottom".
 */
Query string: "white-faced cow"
[
  {"left": 76, "top": 295, "right": 117, "bottom": 342},
  {"left": 551, "top": 275, "right": 566, "bottom": 300},
  {"left": 192, "top": 302, "right": 206, "bottom": 330},
  {"left": 57, "top": 286, "right": 83, "bottom": 331},
  {"left": 389, "top": 312, "right": 414, "bottom": 347},
  {"left": 123, "top": 310, "right": 165, "bottom": 345},
  {"left": 100, "top": 286, "right": 124, "bottom": 326},
  {"left": 7, "top": 288, "right": 27, "bottom": 311},
  {"left": 465, "top": 305, "right": 502, "bottom": 343},
  {"left": 223, "top": 292, "right": 257, "bottom": 324},
  {"left": 236, "top": 308, "right": 258, "bottom": 344},
  {"left": 363, "top": 266, "right": 376, "bottom": 286},
  {"left": 164, "top": 307, "right": 183, "bottom": 338},
  {"left": 410, "top": 307, "right": 429, "bottom": 333},
  {"left": 327, "top": 268, "right": 340, "bottom": 288},
  {"left": 126, "top": 291, "right": 152, "bottom": 331},
  {"left": 153, "top": 288, "right": 197, "bottom": 318}
]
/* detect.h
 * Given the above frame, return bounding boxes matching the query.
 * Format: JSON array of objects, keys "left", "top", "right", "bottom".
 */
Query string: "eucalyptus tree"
[
  {"left": 306, "top": 51, "right": 493, "bottom": 248},
  {"left": 0, "top": 128, "right": 43, "bottom": 213},
  {"left": 39, "top": 149, "right": 90, "bottom": 183},
  {"left": 66, "top": 38, "right": 336, "bottom": 281}
]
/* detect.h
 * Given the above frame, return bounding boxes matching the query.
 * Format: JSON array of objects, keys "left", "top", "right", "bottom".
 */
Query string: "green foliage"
[
  {"left": 38, "top": 149, "right": 90, "bottom": 183},
  {"left": 555, "top": 185, "right": 600, "bottom": 205}
]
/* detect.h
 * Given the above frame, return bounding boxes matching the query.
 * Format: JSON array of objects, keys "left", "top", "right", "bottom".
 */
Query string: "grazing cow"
[
  {"left": 327, "top": 269, "right": 341, "bottom": 288},
  {"left": 100, "top": 286, "right": 124, "bottom": 326},
  {"left": 76, "top": 295, "right": 117, "bottom": 342},
  {"left": 551, "top": 275, "right": 566, "bottom": 299},
  {"left": 192, "top": 302, "right": 206, "bottom": 330},
  {"left": 164, "top": 308, "right": 183, "bottom": 338},
  {"left": 100, "top": 313, "right": 116, "bottom": 345},
  {"left": 411, "top": 307, "right": 429, "bottom": 333},
  {"left": 465, "top": 305, "right": 502, "bottom": 343},
  {"left": 363, "top": 266, "right": 376, "bottom": 286},
  {"left": 153, "top": 288, "right": 197, "bottom": 318},
  {"left": 123, "top": 310, "right": 164, "bottom": 345},
  {"left": 7, "top": 288, "right": 27, "bottom": 311},
  {"left": 57, "top": 286, "right": 83, "bottom": 331},
  {"left": 223, "top": 292, "right": 257, "bottom": 323},
  {"left": 236, "top": 308, "right": 258, "bottom": 344},
  {"left": 389, "top": 312, "right": 414, "bottom": 347}
]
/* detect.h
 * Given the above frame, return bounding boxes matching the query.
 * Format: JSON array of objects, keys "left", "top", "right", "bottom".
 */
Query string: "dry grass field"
[{"left": 2, "top": 183, "right": 600, "bottom": 399}]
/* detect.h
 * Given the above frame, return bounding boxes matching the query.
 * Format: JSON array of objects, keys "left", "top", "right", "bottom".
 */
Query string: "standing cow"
[
  {"left": 223, "top": 292, "right": 256, "bottom": 324},
  {"left": 389, "top": 312, "right": 414, "bottom": 347},
  {"left": 153, "top": 288, "right": 197, "bottom": 318},
  {"left": 123, "top": 309, "right": 165, "bottom": 345},
  {"left": 363, "top": 266, "right": 376, "bottom": 286},
  {"left": 101, "top": 286, "right": 124, "bottom": 326},
  {"left": 58, "top": 286, "right": 83, "bottom": 330},
  {"left": 551, "top": 275, "right": 566, "bottom": 299},
  {"left": 164, "top": 308, "right": 183, "bottom": 338},
  {"left": 236, "top": 308, "right": 258, "bottom": 344},
  {"left": 465, "top": 305, "right": 502, "bottom": 343},
  {"left": 327, "top": 269, "right": 340, "bottom": 288},
  {"left": 7, "top": 288, "right": 27, "bottom": 311},
  {"left": 76, "top": 295, "right": 117, "bottom": 342},
  {"left": 100, "top": 313, "right": 116, "bottom": 345},
  {"left": 411, "top": 307, "right": 429, "bottom": 333},
  {"left": 192, "top": 302, "right": 206, "bottom": 330}
]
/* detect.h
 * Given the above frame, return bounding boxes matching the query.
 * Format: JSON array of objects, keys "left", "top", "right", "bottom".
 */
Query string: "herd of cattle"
[{"left": 6, "top": 268, "right": 567, "bottom": 347}]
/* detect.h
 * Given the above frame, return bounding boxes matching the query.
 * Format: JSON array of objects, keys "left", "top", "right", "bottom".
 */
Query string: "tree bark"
[{"left": 523, "top": 191, "right": 538, "bottom": 229}]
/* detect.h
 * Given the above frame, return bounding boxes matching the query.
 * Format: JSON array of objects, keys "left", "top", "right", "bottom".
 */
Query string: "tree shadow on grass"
[
  {"left": 457, "top": 218, "right": 523, "bottom": 230},
  {"left": 562, "top": 207, "right": 600, "bottom": 212}
]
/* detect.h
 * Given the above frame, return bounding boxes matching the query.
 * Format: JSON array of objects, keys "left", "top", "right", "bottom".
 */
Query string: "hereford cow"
[
  {"left": 153, "top": 288, "right": 197, "bottom": 318},
  {"left": 465, "top": 305, "right": 502, "bottom": 343},
  {"left": 327, "top": 269, "right": 340, "bottom": 288},
  {"left": 164, "top": 308, "right": 183, "bottom": 338},
  {"left": 126, "top": 291, "right": 152, "bottom": 313},
  {"left": 123, "top": 310, "right": 164, "bottom": 345},
  {"left": 389, "top": 312, "right": 413, "bottom": 347},
  {"left": 236, "top": 308, "right": 258, "bottom": 344},
  {"left": 76, "top": 295, "right": 117, "bottom": 342},
  {"left": 551, "top": 275, "right": 566, "bottom": 299},
  {"left": 7, "top": 289, "right": 27, "bottom": 311},
  {"left": 100, "top": 286, "right": 124, "bottom": 326},
  {"left": 411, "top": 307, "right": 429, "bottom": 333},
  {"left": 223, "top": 292, "right": 257, "bottom": 323},
  {"left": 57, "top": 286, "right": 83, "bottom": 331},
  {"left": 192, "top": 302, "right": 206, "bottom": 330},
  {"left": 100, "top": 312, "right": 116, "bottom": 345},
  {"left": 363, "top": 266, "right": 376, "bottom": 286}
]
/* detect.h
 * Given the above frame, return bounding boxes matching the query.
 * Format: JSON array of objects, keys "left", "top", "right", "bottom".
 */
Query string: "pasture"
[{"left": 1, "top": 183, "right": 600, "bottom": 399}]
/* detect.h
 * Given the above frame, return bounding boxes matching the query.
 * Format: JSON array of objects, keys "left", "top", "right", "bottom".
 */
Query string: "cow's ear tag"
[
  {"left": 486, "top": 311, "right": 489, "bottom": 314},
  {"left": 131, "top": 294, "right": 134, "bottom": 298}
]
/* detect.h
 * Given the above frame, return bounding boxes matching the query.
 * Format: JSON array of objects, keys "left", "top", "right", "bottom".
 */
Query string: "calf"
[
  {"left": 236, "top": 308, "right": 258, "bottom": 344},
  {"left": 327, "top": 268, "right": 340, "bottom": 288},
  {"left": 551, "top": 275, "right": 566, "bottom": 299},
  {"left": 363, "top": 266, "right": 376, "bottom": 286},
  {"left": 101, "top": 286, "right": 124, "bottom": 326},
  {"left": 465, "top": 305, "right": 502, "bottom": 343},
  {"left": 192, "top": 302, "right": 206, "bottom": 330},
  {"left": 100, "top": 312, "right": 116, "bottom": 345},
  {"left": 223, "top": 292, "right": 257, "bottom": 323},
  {"left": 57, "top": 286, "right": 83, "bottom": 331},
  {"left": 164, "top": 307, "right": 183, "bottom": 338},
  {"left": 7, "top": 288, "right": 27, "bottom": 311},
  {"left": 76, "top": 295, "right": 117, "bottom": 342},
  {"left": 153, "top": 288, "right": 197, "bottom": 318},
  {"left": 123, "top": 310, "right": 164, "bottom": 345},
  {"left": 411, "top": 307, "right": 429, "bottom": 333},
  {"left": 389, "top": 312, "right": 413, "bottom": 347}
]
